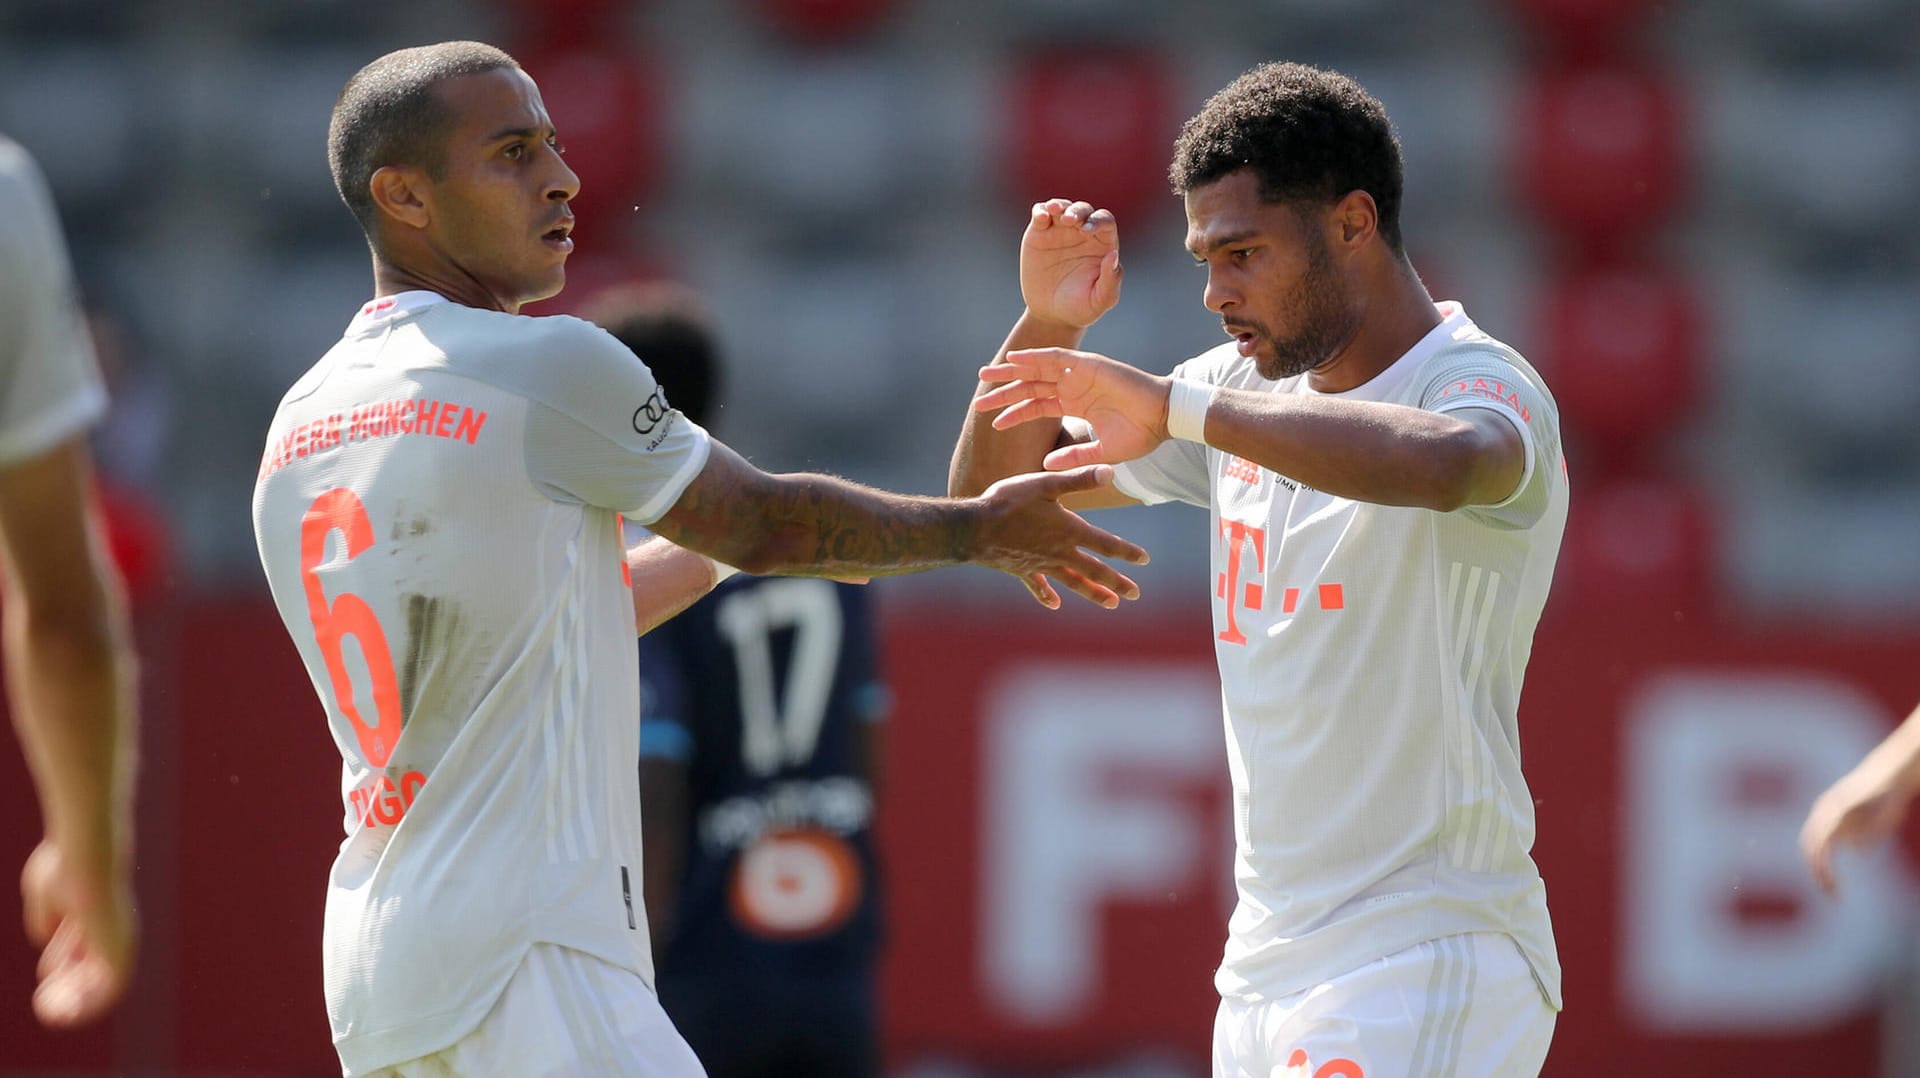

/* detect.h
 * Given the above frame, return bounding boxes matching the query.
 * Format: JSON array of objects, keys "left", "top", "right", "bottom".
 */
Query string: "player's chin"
[{"left": 519, "top": 266, "right": 569, "bottom": 306}]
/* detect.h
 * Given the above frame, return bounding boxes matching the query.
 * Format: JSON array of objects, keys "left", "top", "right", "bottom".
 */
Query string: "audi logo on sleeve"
[{"left": 632, "top": 389, "right": 672, "bottom": 434}]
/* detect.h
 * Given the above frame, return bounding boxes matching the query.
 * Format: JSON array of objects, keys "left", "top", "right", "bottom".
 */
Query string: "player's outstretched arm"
[
  {"left": 1800, "top": 700, "right": 1920, "bottom": 897},
  {"left": 625, "top": 535, "right": 729, "bottom": 636},
  {"left": 981, "top": 346, "right": 1527, "bottom": 512},
  {"left": 650, "top": 440, "right": 1147, "bottom": 610},
  {"left": 949, "top": 199, "right": 1134, "bottom": 511},
  {"left": 0, "top": 437, "right": 138, "bottom": 1029}
]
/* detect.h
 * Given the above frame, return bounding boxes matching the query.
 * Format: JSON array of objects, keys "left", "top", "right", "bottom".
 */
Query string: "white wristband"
[
  {"left": 707, "top": 557, "right": 741, "bottom": 586},
  {"left": 1165, "top": 378, "right": 1216, "bottom": 443}
]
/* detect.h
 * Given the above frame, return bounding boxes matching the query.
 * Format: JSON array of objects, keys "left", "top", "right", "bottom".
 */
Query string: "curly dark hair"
[
  {"left": 1170, "top": 62, "right": 1406, "bottom": 251},
  {"left": 327, "top": 41, "right": 520, "bottom": 234}
]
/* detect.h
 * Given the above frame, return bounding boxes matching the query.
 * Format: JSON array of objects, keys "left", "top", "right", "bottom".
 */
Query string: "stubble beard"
[{"left": 1254, "top": 239, "right": 1361, "bottom": 382}]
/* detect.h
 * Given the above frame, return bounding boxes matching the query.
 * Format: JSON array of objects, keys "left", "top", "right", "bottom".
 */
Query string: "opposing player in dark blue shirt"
[{"left": 590, "top": 283, "right": 889, "bottom": 1078}]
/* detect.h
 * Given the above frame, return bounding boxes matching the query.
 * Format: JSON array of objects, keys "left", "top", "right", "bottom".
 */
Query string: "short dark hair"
[
  {"left": 583, "top": 283, "right": 723, "bottom": 431},
  {"left": 1170, "top": 62, "right": 1406, "bottom": 250},
  {"left": 327, "top": 41, "right": 520, "bottom": 233}
]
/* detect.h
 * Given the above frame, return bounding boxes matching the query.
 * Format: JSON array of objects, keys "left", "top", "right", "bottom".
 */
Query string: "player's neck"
[
  {"left": 370, "top": 251, "right": 519, "bottom": 315},
  {"left": 1304, "top": 260, "right": 1441, "bottom": 394}
]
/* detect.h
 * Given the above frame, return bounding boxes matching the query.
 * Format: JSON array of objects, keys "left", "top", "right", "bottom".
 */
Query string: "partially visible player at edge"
[
  {"left": 1801, "top": 697, "right": 1920, "bottom": 896},
  {"left": 950, "top": 62, "right": 1567, "bottom": 1076},
  {"left": 0, "top": 135, "right": 139, "bottom": 1031},
  {"left": 249, "top": 41, "right": 1146, "bottom": 1077},
  {"left": 590, "top": 283, "right": 892, "bottom": 1078}
]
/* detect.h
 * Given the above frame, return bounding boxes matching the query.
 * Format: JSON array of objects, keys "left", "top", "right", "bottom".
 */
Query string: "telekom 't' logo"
[
  {"left": 1216, "top": 521, "right": 1346, "bottom": 645},
  {"left": 1216, "top": 520, "right": 1265, "bottom": 645}
]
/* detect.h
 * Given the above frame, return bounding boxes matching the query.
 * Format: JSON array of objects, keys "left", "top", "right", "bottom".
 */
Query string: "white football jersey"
[
  {"left": 251, "top": 292, "right": 711, "bottom": 1074},
  {"left": 0, "top": 136, "right": 106, "bottom": 462},
  {"left": 1113, "top": 303, "right": 1567, "bottom": 1009}
]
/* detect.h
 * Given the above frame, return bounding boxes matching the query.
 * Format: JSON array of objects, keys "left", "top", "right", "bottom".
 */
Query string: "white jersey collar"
[
  {"left": 347, "top": 290, "right": 451, "bottom": 334},
  {"left": 1308, "top": 300, "right": 1472, "bottom": 400}
]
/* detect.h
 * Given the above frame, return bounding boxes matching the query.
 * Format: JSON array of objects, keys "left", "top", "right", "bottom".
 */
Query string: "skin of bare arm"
[
  {"left": 626, "top": 535, "right": 724, "bottom": 636},
  {"left": 0, "top": 437, "right": 138, "bottom": 1029},
  {"left": 1800, "top": 701, "right": 1920, "bottom": 896},
  {"left": 948, "top": 199, "right": 1137, "bottom": 512},
  {"left": 647, "top": 439, "right": 1147, "bottom": 612}
]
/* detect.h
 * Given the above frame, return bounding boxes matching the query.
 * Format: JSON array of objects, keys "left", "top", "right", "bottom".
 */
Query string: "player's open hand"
[
  {"left": 972, "top": 464, "right": 1148, "bottom": 609},
  {"left": 1799, "top": 772, "right": 1909, "bottom": 897},
  {"left": 976, "top": 347, "right": 1169, "bottom": 470},
  {"left": 1020, "top": 199, "right": 1122, "bottom": 330},
  {"left": 20, "top": 838, "right": 135, "bottom": 1028}
]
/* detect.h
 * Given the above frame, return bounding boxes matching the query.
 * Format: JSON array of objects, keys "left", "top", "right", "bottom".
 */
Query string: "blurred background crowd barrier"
[{"left": 1, "top": 0, "right": 1917, "bottom": 1074}]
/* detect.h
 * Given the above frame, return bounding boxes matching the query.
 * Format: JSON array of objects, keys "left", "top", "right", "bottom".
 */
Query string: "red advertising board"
[
  {"left": 0, "top": 594, "right": 1914, "bottom": 1075},
  {"left": 876, "top": 599, "right": 1920, "bottom": 1077}
]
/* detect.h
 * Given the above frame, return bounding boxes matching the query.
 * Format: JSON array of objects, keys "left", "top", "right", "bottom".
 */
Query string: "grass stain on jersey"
[
  {"left": 391, "top": 515, "right": 433, "bottom": 541},
  {"left": 399, "top": 593, "right": 464, "bottom": 721}
]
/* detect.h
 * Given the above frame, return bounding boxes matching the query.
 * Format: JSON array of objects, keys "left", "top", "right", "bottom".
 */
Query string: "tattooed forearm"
[{"left": 650, "top": 442, "right": 978, "bottom": 577}]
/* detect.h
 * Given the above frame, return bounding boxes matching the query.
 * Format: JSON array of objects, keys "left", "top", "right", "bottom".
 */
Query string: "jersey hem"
[
  {"left": 1215, "top": 905, "right": 1563, "bottom": 1014},
  {"left": 333, "top": 942, "right": 526, "bottom": 1077},
  {"left": 1429, "top": 396, "right": 1537, "bottom": 510},
  {"left": 624, "top": 428, "right": 712, "bottom": 524}
]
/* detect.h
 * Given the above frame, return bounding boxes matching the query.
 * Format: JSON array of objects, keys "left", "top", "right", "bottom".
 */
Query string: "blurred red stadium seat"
[
  {"left": 1503, "top": 0, "right": 1664, "bottom": 54},
  {"left": 516, "top": 48, "right": 666, "bottom": 227},
  {"left": 1553, "top": 475, "right": 1717, "bottom": 615},
  {"left": 499, "top": 0, "right": 634, "bottom": 52},
  {"left": 752, "top": 0, "right": 901, "bottom": 44},
  {"left": 1004, "top": 49, "right": 1179, "bottom": 226},
  {"left": 1535, "top": 259, "right": 1702, "bottom": 465},
  {"left": 1515, "top": 63, "right": 1686, "bottom": 248}
]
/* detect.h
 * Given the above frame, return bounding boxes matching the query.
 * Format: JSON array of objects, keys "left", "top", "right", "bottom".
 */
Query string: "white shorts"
[
  {"left": 1212, "top": 932, "right": 1555, "bottom": 1078},
  {"left": 366, "top": 943, "right": 707, "bottom": 1078}
]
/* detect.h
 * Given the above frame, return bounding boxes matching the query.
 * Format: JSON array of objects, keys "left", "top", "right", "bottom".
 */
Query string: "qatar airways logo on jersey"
[{"left": 1437, "top": 376, "right": 1532, "bottom": 422}]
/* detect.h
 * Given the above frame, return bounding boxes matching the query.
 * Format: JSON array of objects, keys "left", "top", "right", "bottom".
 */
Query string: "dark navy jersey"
[{"left": 639, "top": 575, "right": 888, "bottom": 985}]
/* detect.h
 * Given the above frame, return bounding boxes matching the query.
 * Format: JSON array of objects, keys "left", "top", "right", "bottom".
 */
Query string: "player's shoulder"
[
  {"left": 1421, "top": 315, "right": 1545, "bottom": 387},
  {"left": 422, "top": 308, "right": 656, "bottom": 407},
  {"left": 430, "top": 308, "right": 630, "bottom": 365},
  {"left": 1418, "top": 320, "right": 1560, "bottom": 425}
]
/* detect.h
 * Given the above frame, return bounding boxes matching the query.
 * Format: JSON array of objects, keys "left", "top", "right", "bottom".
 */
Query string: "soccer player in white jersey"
[
  {"left": 250, "top": 42, "right": 1147, "bottom": 1077},
  {"left": 951, "top": 63, "right": 1567, "bottom": 1076},
  {"left": 0, "top": 135, "right": 139, "bottom": 1029}
]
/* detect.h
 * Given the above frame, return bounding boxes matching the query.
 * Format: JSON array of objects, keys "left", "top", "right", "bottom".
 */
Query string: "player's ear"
[
  {"left": 369, "top": 165, "right": 431, "bottom": 230},
  {"left": 1331, "top": 189, "right": 1377, "bottom": 250}
]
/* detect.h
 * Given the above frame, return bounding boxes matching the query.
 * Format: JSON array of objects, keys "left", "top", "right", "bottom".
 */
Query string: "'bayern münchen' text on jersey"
[
  {"left": 250, "top": 292, "right": 710, "bottom": 1075},
  {"left": 1112, "top": 302, "right": 1567, "bottom": 1009}
]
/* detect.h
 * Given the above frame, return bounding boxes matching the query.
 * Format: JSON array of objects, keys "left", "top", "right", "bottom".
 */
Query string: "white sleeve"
[
  {"left": 509, "top": 317, "right": 713, "bottom": 523},
  {"left": 1418, "top": 350, "right": 1559, "bottom": 529},
  {"left": 0, "top": 141, "right": 106, "bottom": 466},
  {"left": 1110, "top": 357, "right": 1213, "bottom": 508}
]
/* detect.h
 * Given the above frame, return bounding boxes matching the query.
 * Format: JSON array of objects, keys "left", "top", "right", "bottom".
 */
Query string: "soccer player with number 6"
[{"left": 251, "top": 42, "right": 1146, "bottom": 1077}]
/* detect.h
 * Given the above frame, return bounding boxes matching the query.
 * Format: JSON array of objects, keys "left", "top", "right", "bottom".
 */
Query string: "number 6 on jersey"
[{"left": 300, "top": 488, "right": 404, "bottom": 768}]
